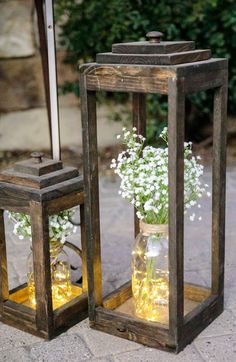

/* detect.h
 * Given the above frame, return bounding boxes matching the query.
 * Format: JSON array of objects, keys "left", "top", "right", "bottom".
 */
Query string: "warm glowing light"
[{"left": 132, "top": 269, "right": 169, "bottom": 322}]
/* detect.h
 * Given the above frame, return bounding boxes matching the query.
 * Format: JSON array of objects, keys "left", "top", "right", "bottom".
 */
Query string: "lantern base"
[
  {"left": 8, "top": 283, "right": 82, "bottom": 311},
  {"left": 91, "top": 280, "right": 223, "bottom": 353},
  {"left": 0, "top": 283, "right": 88, "bottom": 339}
]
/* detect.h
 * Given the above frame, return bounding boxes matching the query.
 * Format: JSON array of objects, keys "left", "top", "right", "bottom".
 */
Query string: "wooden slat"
[
  {"left": 83, "top": 64, "right": 175, "bottom": 94},
  {"left": 94, "top": 307, "right": 172, "bottom": 351},
  {"left": 175, "top": 58, "right": 228, "bottom": 74},
  {"left": 112, "top": 41, "right": 195, "bottom": 55},
  {"left": 103, "top": 281, "right": 132, "bottom": 310},
  {"left": 184, "top": 283, "right": 211, "bottom": 303},
  {"left": 212, "top": 71, "right": 228, "bottom": 296},
  {"left": 54, "top": 292, "right": 87, "bottom": 330},
  {"left": 0, "top": 167, "right": 79, "bottom": 190},
  {"left": 96, "top": 50, "right": 211, "bottom": 66},
  {"left": 80, "top": 73, "right": 102, "bottom": 322},
  {"left": 0, "top": 210, "right": 8, "bottom": 313},
  {"left": 168, "top": 77, "right": 185, "bottom": 343},
  {"left": 46, "top": 190, "right": 84, "bottom": 215},
  {"left": 30, "top": 201, "right": 53, "bottom": 336},
  {"left": 181, "top": 295, "right": 223, "bottom": 352},
  {"left": 184, "top": 69, "right": 226, "bottom": 93},
  {"left": 3, "top": 300, "right": 35, "bottom": 322},
  {"left": 132, "top": 93, "right": 146, "bottom": 236}
]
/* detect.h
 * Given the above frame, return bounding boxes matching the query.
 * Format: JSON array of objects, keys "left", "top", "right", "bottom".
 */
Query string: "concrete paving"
[{"left": 1, "top": 168, "right": 236, "bottom": 361}]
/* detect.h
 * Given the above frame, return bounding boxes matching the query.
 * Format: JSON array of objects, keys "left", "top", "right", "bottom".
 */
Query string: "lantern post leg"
[
  {"left": 0, "top": 210, "right": 9, "bottom": 314},
  {"left": 80, "top": 72, "right": 102, "bottom": 322},
  {"left": 132, "top": 93, "right": 146, "bottom": 237},
  {"left": 168, "top": 77, "right": 185, "bottom": 344},
  {"left": 30, "top": 201, "right": 53, "bottom": 336},
  {"left": 212, "top": 73, "right": 228, "bottom": 297}
]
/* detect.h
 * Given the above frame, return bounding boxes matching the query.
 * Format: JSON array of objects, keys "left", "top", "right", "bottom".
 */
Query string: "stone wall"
[{"left": 0, "top": 0, "right": 77, "bottom": 113}]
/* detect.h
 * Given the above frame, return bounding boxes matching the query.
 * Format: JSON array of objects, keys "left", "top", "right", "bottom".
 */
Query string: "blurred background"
[{"left": 1, "top": 0, "right": 236, "bottom": 171}]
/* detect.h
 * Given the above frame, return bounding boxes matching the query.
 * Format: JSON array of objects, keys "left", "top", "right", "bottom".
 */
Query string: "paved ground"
[{"left": 1, "top": 168, "right": 236, "bottom": 361}]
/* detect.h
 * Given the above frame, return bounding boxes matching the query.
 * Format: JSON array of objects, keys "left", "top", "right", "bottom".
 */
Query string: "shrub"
[{"left": 56, "top": 0, "right": 235, "bottom": 141}]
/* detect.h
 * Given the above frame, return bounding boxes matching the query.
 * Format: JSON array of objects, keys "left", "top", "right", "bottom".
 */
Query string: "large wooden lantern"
[
  {"left": 80, "top": 31, "right": 228, "bottom": 352},
  {"left": 0, "top": 153, "right": 87, "bottom": 339}
]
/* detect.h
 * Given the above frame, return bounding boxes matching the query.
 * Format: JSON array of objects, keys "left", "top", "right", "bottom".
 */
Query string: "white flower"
[
  {"left": 190, "top": 213, "right": 195, "bottom": 222},
  {"left": 207, "top": 192, "right": 211, "bottom": 197},
  {"left": 116, "top": 134, "right": 121, "bottom": 139}
]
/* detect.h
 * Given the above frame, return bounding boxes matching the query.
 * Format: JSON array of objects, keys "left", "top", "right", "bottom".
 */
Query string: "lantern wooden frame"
[
  {"left": 0, "top": 157, "right": 88, "bottom": 339},
  {"left": 80, "top": 48, "right": 228, "bottom": 352}
]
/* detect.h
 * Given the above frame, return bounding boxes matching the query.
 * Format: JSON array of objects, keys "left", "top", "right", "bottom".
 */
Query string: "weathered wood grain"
[
  {"left": 0, "top": 167, "right": 79, "bottom": 190},
  {"left": 80, "top": 73, "right": 103, "bottom": 322},
  {"left": 46, "top": 190, "right": 84, "bottom": 215},
  {"left": 112, "top": 41, "right": 195, "bottom": 55},
  {"left": 103, "top": 281, "right": 132, "bottom": 310},
  {"left": 96, "top": 50, "right": 211, "bottom": 66},
  {"left": 212, "top": 71, "right": 228, "bottom": 296},
  {"left": 30, "top": 200, "right": 53, "bottom": 336},
  {"left": 168, "top": 77, "right": 185, "bottom": 343}
]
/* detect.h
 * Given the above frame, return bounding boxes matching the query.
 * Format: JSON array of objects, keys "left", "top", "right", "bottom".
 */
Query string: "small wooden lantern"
[
  {"left": 80, "top": 31, "right": 228, "bottom": 352},
  {"left": 0, "top": 153, "right": 87, "bottom": 339}
]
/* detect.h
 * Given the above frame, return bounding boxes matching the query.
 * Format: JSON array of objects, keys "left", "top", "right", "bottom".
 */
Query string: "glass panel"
[
  {"left": 5, "top": 207, "right": 82, "bottom": 311},
  {"left": 5, "top": 210, "right": 33, "bottom": 308},
  {"left": 104, "top": 98, "right": 170, "bottom": 326},
  {"left": 184, "top": 91, "right": 213, "bottom": 315}
]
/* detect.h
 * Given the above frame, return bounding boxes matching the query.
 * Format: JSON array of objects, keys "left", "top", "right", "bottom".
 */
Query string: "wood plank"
[
  {"left": 30, "top": 201, "right": 53, "bottom": 336},
  {"left": 112, "top": 41, "right": 195, "bottom": 55},
  {"left": 94, "top": 307, "right": 172, "bottom": 351},
  {"left": 175, "top": 58, "right": 228, "bottom": 76},
  {"left": 3, "top": 300, "right": 35, "bottom": 322},
  {"left": 0, "top": 210, "right": 8, "bottom": 314},
  {"left": 0, "top": 183, "right": 30, "bottom": 210},
  {"left": 184, "top": 283, "right": 211, "bottom": 303},
  {"left": 168, "top": 77, "right": 185, "bottom": 343},
  {"left": 80, "top": 73, "right": 102, "bottom": 322},
  {"left": 0, "top": 313, "right": 47, "bottom": 339},
  {"left": 96, "top": 50, "right": 211, "bottom": 66},
  {"left": 184, "top": 69, "right": 226, "bottom": 93},
  {"left": 132, "top": 93, "right": 146, "bottom": 236},
  {"left": 103, "top": 281, "right": 132, "bottom": 310},
  {"left": 84, "top": 64, "right": 174, "bottom": 94},
  {"left": 181, "top": 295, "right": 223, "bottom": 352},
  {"left": 0, "top": 167, "right": 79, "bottom": 190},
  {"left": 54, "top": 292, "right": 87, "bottom": 330},
  {"left": 46, "top": 190, "right": 84, "bottom": 215},
  {"left": 212, "top": 71, "right": 228, "bottom": 296}
]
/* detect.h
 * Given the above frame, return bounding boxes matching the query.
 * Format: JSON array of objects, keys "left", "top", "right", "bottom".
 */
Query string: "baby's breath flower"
[
  {"left": 111, "top": 127, "right": 207, "bottom": 225},
  {"left": 9, "top": 208, "right": 77, "bottom": 243}
]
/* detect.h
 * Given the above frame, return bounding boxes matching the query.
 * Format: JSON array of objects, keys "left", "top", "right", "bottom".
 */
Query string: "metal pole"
[
  {"left": 45, "top": 0, "right": 61, "bottom": 160},
  {"left": 35, "top": 0, "right": 53, "bottom": 156}
]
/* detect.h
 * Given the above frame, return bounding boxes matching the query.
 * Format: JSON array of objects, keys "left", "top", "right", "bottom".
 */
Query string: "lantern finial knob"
[
  {"left": 146, "top": 31, "right": 163, "bottom": 43},
  {"left": 31, "top": 151, "right": 44, "bottom": 163}
]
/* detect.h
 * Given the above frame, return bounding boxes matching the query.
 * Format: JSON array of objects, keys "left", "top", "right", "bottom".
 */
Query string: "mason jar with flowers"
[
  {"left": 8, "top": 209, "right": 77, "bottom": 309},
  {"left": 111, "top": 127, "right": 210, "bottom": 323}
]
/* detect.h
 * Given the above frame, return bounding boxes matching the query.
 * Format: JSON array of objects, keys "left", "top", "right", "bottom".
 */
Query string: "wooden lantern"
[
  {"left": 0, "top": 153, "right": 87, "bottom": 339},
  {"left": 80, "top": 31, "right": 228, "bottom": 352}
]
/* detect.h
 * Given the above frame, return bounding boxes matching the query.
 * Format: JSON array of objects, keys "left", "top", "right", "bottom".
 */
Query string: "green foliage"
[{"left": 56, "top": 0, "right": 236, "bottom": 136}]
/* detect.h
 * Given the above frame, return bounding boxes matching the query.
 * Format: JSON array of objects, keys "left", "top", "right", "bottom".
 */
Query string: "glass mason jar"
[
  {"left": 27, "top": 240, "right": 72, "bottom": 308},
  {"left": 132, "top": 221, "right": 169, "bottom": 322}
]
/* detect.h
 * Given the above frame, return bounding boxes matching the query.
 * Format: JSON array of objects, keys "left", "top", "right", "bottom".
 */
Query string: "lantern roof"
[
  {"left": 0, "top": 152, "right": 79, "bottom": 190},
  {"left": 96, "top": 31, "right": 211, "bottom": 66}
]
